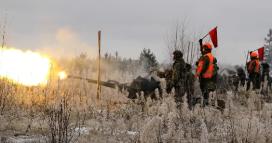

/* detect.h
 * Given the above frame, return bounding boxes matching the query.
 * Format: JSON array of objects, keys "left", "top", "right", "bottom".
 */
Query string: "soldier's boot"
[
  {"left": 175, "top": 96, "right": 183, "bottom": 109},
  {"left": 210, "top": 99, "right": 215, "bottom": 106},
  {"left": 203, "top": 99, "right": 209, "bottom": 107},
  {"left": 246, "top": 81, "right": 251, "bottom": 91},
  {"left": 187, "top": 96, "right": 193, "bottom": 110},
  {"left": 202, "top": 91, "right": 209, "bottom": 107},
  {"left": 202, "top": 97, "right": 209, "bottom": 107}
]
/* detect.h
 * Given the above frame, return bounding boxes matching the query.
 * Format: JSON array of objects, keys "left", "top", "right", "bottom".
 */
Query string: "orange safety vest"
[
  {"left": 247, "top": 60, "right": 260, "bottom": 74},
  {"left": 196, "top": 53, "right": 215, "bottom": 79}
]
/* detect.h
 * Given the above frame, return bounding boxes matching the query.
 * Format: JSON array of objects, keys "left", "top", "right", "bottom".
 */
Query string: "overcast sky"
[{"left": 0, "top": 0, "right": 272, "bottom": 65}]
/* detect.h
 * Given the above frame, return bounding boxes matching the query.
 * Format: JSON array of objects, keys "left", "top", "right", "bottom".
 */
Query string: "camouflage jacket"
[{"left": 172, "top": 58, "right": 186, "bottom": 87}]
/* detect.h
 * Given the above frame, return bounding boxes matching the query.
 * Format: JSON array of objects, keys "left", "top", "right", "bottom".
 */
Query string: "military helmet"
[
  {"left": 250, "top": 51, "right": 258, "bottom": 58},
  {"left": 173, "top": 50, "right": 183, "bottom": 58},
  {"left": 203, "top": 42, "right": 212, "bottom": 50}
]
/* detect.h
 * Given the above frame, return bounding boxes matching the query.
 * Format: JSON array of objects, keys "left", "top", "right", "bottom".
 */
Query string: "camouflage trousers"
[
  {"left": 174, "top": 85, "right": 184, "bottom": 108},
  {"left": 247, "top": 73, "right": 261, "bottom": 91},
  {"left": 199, "top": 78, "right": 216, "bottom": 106},
  {"left": 174, "top": 85, "right": 193, "bottom": 109}
]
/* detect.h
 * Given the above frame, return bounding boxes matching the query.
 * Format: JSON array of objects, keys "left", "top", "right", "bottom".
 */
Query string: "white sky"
[{"left": 1, "top": 0, "right": 272, "bottom": 65}]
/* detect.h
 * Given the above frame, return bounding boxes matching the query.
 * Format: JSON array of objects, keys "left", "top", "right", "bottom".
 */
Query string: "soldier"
[
  {"left": 235, "top": 66, "right": 246, "bottom": 87},
  {"left": 170, "top": 50, "right": 186, "bottom": 108},
  {"left": 158, "top": 63, "right": 195, "bottom": 109},
  {"left": 268, "top": 76, "right": 272, "bottom": 90},
  {"left": 246, "top": 51, "right": 261, "bottom": 91},
  {"left": 216, "top": 74, "right": 228, "bottom": 94},
  {"left": 184, "top": 63, "right": 195, "bottom": 109},
  {"left": 260, "top": 62, "right": 270, "bottom": 94},
  {"left": 261, "top": 62, "right": 270, "bottom": 83},
  {"left": 195, "top": 42, "right": 218, "bottom": 106}
]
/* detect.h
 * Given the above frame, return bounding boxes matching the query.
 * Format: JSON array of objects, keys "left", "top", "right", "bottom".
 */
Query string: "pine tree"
[
  {"left": 265, "top": 29, "right": 272, "bottom": 46},
  {"left": 264, "top": 29, "right": 272, "bottom": 65},
  {"left": 139, "top": 48, "right": 158, "bottom": 72}
]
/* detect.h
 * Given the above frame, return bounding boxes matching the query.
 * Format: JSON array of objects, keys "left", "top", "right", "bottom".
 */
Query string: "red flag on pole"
[
  {"left": 209, "top": 27, "right": 218, "bottom": 48},
  {"left": 257, "top": 47, "right": 264, "bottom": 61}
]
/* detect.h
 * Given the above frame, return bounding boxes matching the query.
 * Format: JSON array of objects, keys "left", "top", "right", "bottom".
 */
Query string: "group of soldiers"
[
  {"left": 158, "top": 40, "right": 218, "bottom": 109},
  {"left": 228, "top": 52, "right": 271, "bottom": 93},
  {"left": 158, "top": 40, "right": 271, "bottom": 110},
  {"left": 245, "top": 52, "right": 271, "bottom": 91}
]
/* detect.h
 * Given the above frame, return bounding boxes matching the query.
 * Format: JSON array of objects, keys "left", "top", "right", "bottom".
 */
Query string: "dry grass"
[{"left": 0, "top": 58, "right": 271, "bottom": 143}]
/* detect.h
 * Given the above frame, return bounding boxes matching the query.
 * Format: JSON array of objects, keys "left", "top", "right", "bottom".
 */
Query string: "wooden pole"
[
  {"left": 1, "top": 12, "right": 7, "bottom": 49},
  {"left": 97, "top": 31, "right": 101, "bottom": 100}
]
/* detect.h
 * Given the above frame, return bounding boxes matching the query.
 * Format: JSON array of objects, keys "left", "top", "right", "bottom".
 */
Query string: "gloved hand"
[{"left": 199, "top": 39, "right": 203, "bottom": 46}]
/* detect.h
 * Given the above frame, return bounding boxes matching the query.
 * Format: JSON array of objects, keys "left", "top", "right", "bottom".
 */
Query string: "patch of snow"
[
  {"left": 74, "top": 127, "right": 90, "bottom": 135},
  {"left": 127, "top": 130, "right": 138, "bottom": 136}
]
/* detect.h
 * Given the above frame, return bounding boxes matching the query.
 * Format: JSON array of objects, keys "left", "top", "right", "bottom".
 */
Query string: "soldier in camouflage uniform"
[
  {"left": 261, "top": 62, "right": 270, "bottom": 82},
  {"left": 170, "top": 50, "right": 186, "bottom": 108},
  {"left": 184, "top": 63, "right": 195, "bottom": 109},
  {"left": 235, "top": 66, "right": 246, "bottom": 87},
  {"left": 157, "top": 63, "right": 195, "bottom": 109},
  {"left": 231, "top": 74, "right": 240, "bottom": 92},
  {"left": 260, "top": 62, "right": 270, "bottom": 94}
]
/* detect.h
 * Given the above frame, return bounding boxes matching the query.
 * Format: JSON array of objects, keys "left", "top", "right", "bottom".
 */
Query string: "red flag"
[
  {"left": 257, "top": 47, "right": 264, "bottom": 61},
  {"left": 209, "top": 27, "right": 218, "bottom": 48}
]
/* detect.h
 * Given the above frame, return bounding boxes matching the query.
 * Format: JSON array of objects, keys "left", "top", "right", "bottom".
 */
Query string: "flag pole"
[
  {"left": 244, "top": 50, "right": 249, "bottom": 72},
  {"left": 201, "top": 33, "right": 209, "bottom": 40}
]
